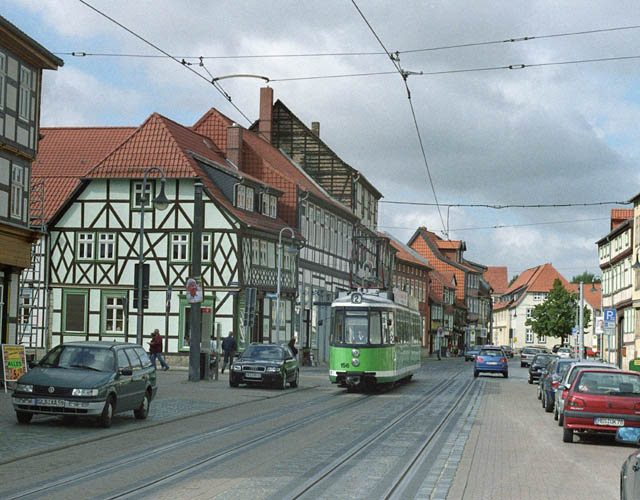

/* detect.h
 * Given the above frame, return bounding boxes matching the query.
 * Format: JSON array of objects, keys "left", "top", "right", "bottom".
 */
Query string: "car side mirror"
[
  {"left": 119, "top": 367, "right": 133, "bottom": 376},
  {"left": 28, "top": 359, "right": 37, "bottom": 369}
]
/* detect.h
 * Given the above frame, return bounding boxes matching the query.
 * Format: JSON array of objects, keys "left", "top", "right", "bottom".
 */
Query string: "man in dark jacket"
[
  {"left": 148, "top": 329, "right": 169, "bottom": 371},
  {"left": 221, "top": 332, "right": 237, "bottom": 373}
]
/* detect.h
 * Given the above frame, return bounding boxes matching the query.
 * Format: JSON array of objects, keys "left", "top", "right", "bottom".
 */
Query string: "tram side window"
[
  {"left": 333, "top": 309, "right": 344, "bottom": 343},
  {"left": 370, "top": 311, "right": 381, "bottom": 344}
]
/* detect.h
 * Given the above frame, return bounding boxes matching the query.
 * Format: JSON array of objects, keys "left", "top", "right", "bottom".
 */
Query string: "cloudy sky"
[{"left": 7, "top": 0, "right": 640, "bottom": 281}]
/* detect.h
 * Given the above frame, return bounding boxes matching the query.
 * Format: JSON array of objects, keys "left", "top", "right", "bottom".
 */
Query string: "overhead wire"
[
  {"left": 350, "top": 0, "right": 448, "bottom": 238},
  {"left": 379, "top": 216, "right": 610, "bottom": 232},
  {"left": 76, "top": 0, "right": 255, "bottom": 126},
  {"left": 379, "top": 200, "right": 630, "bottom": 208},
  {"left": 55, "top": 23, "right": 640, "bottom": 60}
]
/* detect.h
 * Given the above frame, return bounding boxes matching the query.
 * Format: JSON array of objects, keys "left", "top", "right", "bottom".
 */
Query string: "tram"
[{"left": 329, "top": 289, "right": 422, "bottom": 391}]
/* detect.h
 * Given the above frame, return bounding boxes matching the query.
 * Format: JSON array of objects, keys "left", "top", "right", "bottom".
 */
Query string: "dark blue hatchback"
[{"left": 474, "top": 347, "right": 508, "bottom": 378}]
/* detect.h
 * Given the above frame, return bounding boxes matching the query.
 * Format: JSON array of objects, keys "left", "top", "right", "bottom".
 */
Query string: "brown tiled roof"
[
  {"left": 506, "top": 263, "right": 570, "bottom": 295},
  {"left": 193, "top": 108, "right": 355, "bottom": 228},
  {"left": 567, "top": 282, "right": 601, "bottom": 310},
  {"left": 33, "top": 127, "right": 136, "bottom": 221},
  {"left": 611, "top": 209, "right": 633, "bottom": 230},
  {"left": 485, "top": 266, "right": 509, "bottom": 294},
  {"left": 383, "top": 232, "right": 431, "bottom": 269}
]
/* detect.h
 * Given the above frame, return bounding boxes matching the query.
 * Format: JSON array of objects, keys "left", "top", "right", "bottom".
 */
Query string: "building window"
[
  {"left": 98, "top": 233, "right": 115, "bottom": 260},
  {"left": 171, "top": 233, "right": 189, "bottom": 262},
  {"left": 63, "top": 290, "right": 88, "bottom": 333},
  {"left": 201, "top": 234, "right": 212, "bottom": 261},
  {"left": 538, "top": 334, "right": 546, "bottom": 343},
  {"left": 245, "top": 186, "right": 254, "bottom": 211},
  {"left": 260, "top": 240, "right": 268, "bottom": 266},
  {"left": 525, "top": 329, "right": 534, "bottom": 343},
  {"left": 132, "top": 181, "right": 152, "bottom": 209},
  {"left": 236, "top": 185, "right": 245, "bottom": 209},
  {"left": 252, "top": 239, "right": 260, "bottom": 265},
  {"left": 11, "top": 164, "right": 24, "bottom": 219},
  {"left": 102, "top": 292, "right": 126, "bottom": 334},
  {"left": 77, "top": 233, "right": 95, "bottom": 260},
  {"left": 19, "top": 67, "right": 31, "bottom": 121},
  {"left": 0, "top": 52, "right": 5, "bottom": 109},
  {"left": 270, "top": 195, "right": 277, "bottom": 218}
]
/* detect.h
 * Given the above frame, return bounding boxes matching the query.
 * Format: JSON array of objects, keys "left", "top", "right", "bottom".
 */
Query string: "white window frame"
[
  {"left": 0, "top": 52, "right": 5, "bottom": 109},
  {"left": 133, "top": 181, "right": 152, "bottom": 209},
  {"left": 10, "top": 164, "right": 23, "bottom": 219},
  {"left": 260, "top": 240, "right": 268, "bottom": 266},
  {"left": 269, "top": 196, "right": 277, "bottom": 218},
  {"left": 252, "top": 239, "right": 260, "bottom": 265},
  {"left": 171, "top": 233, "right": 189, "bottom": 262},
  {"left": 236, "top": 185, "right": 245, "bottom": 209},
  {"left": 18, "top": 66, "right": 31, "bottom": 121},
  {"left": 98, "top": 233, "right": 115, "bottom": 261},
  {"left": 103, "top": 294, "right": 126, "bottom": 334},
  {"left": 244, "top": 186, "right": 254, "bottom": 211},
  {"left": 201, "top": 234, "right": 212, "bottom": 261},
  {"left": 525, "top": 329, "right": 534, "bottom": 343},
  {"left": 77, "top": 232, "right": 95, "bottom": 260}
]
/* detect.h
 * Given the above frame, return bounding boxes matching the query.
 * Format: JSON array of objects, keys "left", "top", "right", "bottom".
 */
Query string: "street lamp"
[
  {"left": 136, "top": 166, "right": 171, "bottom": 345},
  {"left": 275, "top": 227, "right": 298, "bottom": 341}
]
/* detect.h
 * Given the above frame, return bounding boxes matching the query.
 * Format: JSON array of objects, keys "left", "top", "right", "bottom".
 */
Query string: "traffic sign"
[{"left": 604, "top": 309, "right": 616, "bottom": 322}]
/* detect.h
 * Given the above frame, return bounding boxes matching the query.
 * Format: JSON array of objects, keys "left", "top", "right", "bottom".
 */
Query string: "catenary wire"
[
  {"left": 55, "top": 24, "right": 640, "bottom": 60},
  {"left": 351, "top": 0, "right": 448, "bottom": 238},
  {"left": 76, "top": 0, "right": 255, "bottom": 126},
  {"left": 379, "top": 200, "right": 629, "bottom": 208},
  {"left": 379, "top": 216, "right": 609, "bottom": 232}
]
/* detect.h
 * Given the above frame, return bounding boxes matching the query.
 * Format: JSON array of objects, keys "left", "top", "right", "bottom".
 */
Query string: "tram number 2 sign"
[{"left": 351, "top": 293, "right": 363, "bottom": 304}]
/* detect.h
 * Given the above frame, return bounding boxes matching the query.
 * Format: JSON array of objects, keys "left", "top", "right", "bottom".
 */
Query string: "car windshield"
[
  {"left": 576, "top": 372, "right": 640, "bottom": 396},
  {"left": 39, "top": 345, "right": 114, "bottom": 372},
  {"left": 501, "top": 346, "right": 511, "bottom": 350},
  {"left": 467, "top": 345, "right": 478, "bottom": 351},
  {"left": 242, "top": 346, "right": 285, "bottom": 361},
  {"left": 533, "top": 355, "right": 555, "bottom": 365},
  {"left": 479, "top": 349, "right": 502, "bottom": 357}
]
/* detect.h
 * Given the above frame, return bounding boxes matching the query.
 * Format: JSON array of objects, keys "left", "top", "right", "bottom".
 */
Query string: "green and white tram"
[{"left": 329, "top": 289, "right": 422, "bottom": 391}]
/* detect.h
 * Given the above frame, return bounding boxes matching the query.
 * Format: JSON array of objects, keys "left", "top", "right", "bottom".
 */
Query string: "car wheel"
[
  {"left": 290, "top": 369, "right": 299, "bottom": 388},
  {"left": 280, "top": 372, "right": 287, "bottom": 390},
  {"left": 62, "top": 415, "right": 77, "bottom": 425},
  {"left": 553, "top": 407, "right": 558, "bottom": 421},
  {"left": 503, "top": 371, "right": 508, "bottom": 378},
  {"left": 473, "top": 370, "right": 479, "bottom": 378},
  {"left": 544, "top": 395, "right": 553, "bottom": 413},
  {"left": 558, "top": 413, "right": 564, "bottom": 426},
  {"left": 99, "top": 396, "right": 115, "bottom": 428},
  {"left": 229, "top": 375, "right": 239, "bottom": 388},
  {"left": 541, "top": 393, "right": 546, "bottom": 408},
  {"left": 16, "top": 411, "right": 32, "bottom": 424},
  {"left": 563, "top": 426, "right": 573, "bottom": 443},
  {"left": 537, "top": 387, "right": 542, "bottom": 400},
  {"left": 134, "top": 391, "right": 150, "bottom": 420},
  {"left": 521, "top": 363, "right": 525, "bottom": 368},
  {"left": 528, "top": 377, "right": 533, "bottom": 384}
]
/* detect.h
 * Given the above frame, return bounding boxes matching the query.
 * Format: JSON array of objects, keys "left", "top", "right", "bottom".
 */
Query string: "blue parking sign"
[{"left": 604, "top": 309, "right": 616, "bottom": 322}]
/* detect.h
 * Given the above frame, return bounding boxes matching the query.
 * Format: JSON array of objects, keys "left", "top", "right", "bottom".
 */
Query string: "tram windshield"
[{"left": 346, "top": 314, "right": 368, "bottom": 344}]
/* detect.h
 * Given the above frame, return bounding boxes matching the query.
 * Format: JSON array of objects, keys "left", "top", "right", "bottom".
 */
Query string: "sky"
[{"left": 5, "top": 0, "right": 640, "bottom": 281}]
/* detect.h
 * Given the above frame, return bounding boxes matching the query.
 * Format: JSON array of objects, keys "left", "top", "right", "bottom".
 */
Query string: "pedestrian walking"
[
  {"left": 288, "top": 336, "right": 298, "bottom": 357},
  {"left": 221, "top": 332, "right": 237, "bottom": 374},
  {"left": 148, "top": 329, "right": 169, "bottom": 371}
]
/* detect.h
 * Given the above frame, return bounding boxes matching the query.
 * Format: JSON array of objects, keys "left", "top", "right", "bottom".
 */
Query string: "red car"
[{"left": 563, "top": 369, "right": 640, "bottom": 443}]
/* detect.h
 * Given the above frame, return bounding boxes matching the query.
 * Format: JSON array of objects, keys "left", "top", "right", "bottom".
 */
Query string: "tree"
[
  {"left": 571, "top": 271, "right": 601, "bottom": 284},
  {"left": 508, "top": 274, "right": 519, "bottom": 287},
  {"left": 525, "top": 279, "right": 592, "bottom": 344}
]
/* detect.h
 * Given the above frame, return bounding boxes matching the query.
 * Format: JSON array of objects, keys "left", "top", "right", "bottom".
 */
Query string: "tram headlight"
[
  {"left": 352, "top": 349, "right": 360, "bottom": 357},
  {"left": 351, "top": 358, "right": 360, "bottom": 367}
]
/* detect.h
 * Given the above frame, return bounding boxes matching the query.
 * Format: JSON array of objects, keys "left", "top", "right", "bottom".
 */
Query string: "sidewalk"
[{"left": 0, "top": 365, "right": 330, "bottom": 464}]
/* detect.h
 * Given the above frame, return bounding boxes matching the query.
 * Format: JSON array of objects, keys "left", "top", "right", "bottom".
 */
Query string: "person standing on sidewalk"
[
  {"left": 149, "top": 329, "right": 169, "bottom": 371},
  {"left": 288, "top": 336, "right": 298, "bottom": 358},
  {"left": 221, "top": 332, "right": 237, "bottom": 374}
]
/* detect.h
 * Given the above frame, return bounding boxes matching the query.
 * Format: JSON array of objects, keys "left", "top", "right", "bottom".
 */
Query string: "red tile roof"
[
  {"left": 505, "top": 263, "right": 570, "bottom": 299},
  {"left": 33, "top": 127, "right": 135, "bottom": 221},
  {"left": 567, "top": 282, "right": 601, "bottom": 310},
  {"left": 485, "top": 266, "right": 509, "bottom": 294},
  {"left": 611, "top": 209, "right": 633, "bottom": 230}
]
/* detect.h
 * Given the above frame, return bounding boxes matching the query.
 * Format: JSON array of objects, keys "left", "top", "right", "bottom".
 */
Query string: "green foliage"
[
  {"left": 571, "top": 271, "right": 601, "bottom": 284},
  {"left": 525, "top": 279, "right": 592, "bottom": 343},
  {"left": 508, "top": 274, "right": 519, "bottom": 287}
]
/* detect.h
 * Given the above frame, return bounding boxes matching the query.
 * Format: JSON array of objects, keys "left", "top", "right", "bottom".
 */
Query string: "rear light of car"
[
  {"left": 561, "top": 389, "right": 568, "bottom": 400},
  {"left": 476, "top": 357, "right": 484, "bottom": 362},
  {"left": 635, "top": 402, "right": 640, "bottom": 411},
  {"left": 567, "top": 396, "right": 585, "bottom": 409},
  {"left": 551, "top": 381, "right": 559, "bottom": 389},
  {"left": 499, "top": 357, "right": 507, "bottom": 363},
  {"left": 521, "top": 354, "right": 525, "bottom": 359}
]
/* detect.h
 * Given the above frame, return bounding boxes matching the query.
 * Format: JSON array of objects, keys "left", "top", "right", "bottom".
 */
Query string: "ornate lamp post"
[{"left": 136, "top": 166, "right": 171, "bottom": 345}]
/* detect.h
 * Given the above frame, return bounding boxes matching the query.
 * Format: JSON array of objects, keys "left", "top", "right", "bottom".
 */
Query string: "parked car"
[
  {"left": 539, "top": 358, "right": 576, "bottom": 412},
  {"left": 501, "top": 345, "right": 514, "bottom": 358},
  {"left": 473, "top": 347, "right": 508, "bottom": 378},
  {"left": 520, "top": 347, "right": 543, "bottom": 367},
  {"left": 11, "top": 342, "right": 157, "bottom": 428},
  {"left": 230, "top": 343, "right": 299, "bottom": 389},
  {"left": 563, "top": 369, "right": 640, "bottom": 443},
  {"left": 555, "top": 360, "right": 618, "bottom": 425},
  {"left": 556, "top": 347, "right": 573, "bottom": 359},
  {"left": 528, "top": 353, "right": 558, "bottom": 384},
  {"left": 615, "top": 427, "right": 640, "bottom": 500},
  {"left": 464, "top": 345, "right": 481, "bottom": 362}
]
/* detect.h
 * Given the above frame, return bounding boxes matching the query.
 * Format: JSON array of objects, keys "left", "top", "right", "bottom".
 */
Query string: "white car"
[{"left": 556, "top": 347, "right": 572, "bottom": 359}]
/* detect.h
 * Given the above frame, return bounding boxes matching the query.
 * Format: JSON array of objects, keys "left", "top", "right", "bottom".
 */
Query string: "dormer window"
[
  {"left": 261, "top": 193, "right": 277, "bottom": 218},
  {"left": 245, "top": 187, "right": 254, "bottom": 211},
  {"left": 235, "top": 184, "right": 254, "bottom": 211}
]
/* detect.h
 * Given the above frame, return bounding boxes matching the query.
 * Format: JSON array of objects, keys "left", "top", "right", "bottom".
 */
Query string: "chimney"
[
  {"left": 259, "top": 87, "right": 273, "bottom": 143},
  {"left": 311, "top": 121, "right": 320, "bottom": 137},
  {"left": 226, "top": 123, "right": 243, "bottom": 169}
]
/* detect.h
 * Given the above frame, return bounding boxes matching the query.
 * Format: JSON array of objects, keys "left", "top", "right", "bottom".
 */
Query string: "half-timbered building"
[
  {"left": 40, "top": 112, "right": 300, "bottom": 359},
  {"left": 0, "top": 17, "right": 62, "bottom": 346}
]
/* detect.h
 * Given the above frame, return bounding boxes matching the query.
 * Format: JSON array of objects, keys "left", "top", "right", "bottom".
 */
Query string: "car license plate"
[
  {"left": 487, "top": 361, "right": 497, "bottom": 365},
  {"left": 35, "top": 398, "right": 65, "bottom": 407},
  {"left": 594, "top": 417, "right": 624, "bottom": 426},
  {"left": 245, "top": 372, "right": 262, "bottom": 379}
]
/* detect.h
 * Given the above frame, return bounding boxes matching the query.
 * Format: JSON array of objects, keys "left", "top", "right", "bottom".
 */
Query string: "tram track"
[
  {"left": 284, "top": 371, "right": 476, "bottom": 500},
  {"left": 3, "top": 386, "right": 379, "bottom": 500}
]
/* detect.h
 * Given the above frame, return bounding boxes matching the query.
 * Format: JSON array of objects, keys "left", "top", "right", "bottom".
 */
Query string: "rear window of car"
[
  {"left": 479, "top": 349, "right": 503, "bottom": 356},
  {"left": 567, "top": 365, "right": 611, "bottom": 384},
  {"left": 523, "top": 348, "right": 539, "bottom": 354},
  {"left": 534, "top": 355, "right": 555, "bottom": 364},
  {"left": 576, "top": 372, "right": 640, "bottom": 396},
  {"left": 557, "top": 362, "right": 572, "bottom": 376}
]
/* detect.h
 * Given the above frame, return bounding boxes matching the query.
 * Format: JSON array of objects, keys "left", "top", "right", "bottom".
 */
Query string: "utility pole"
[
  {"left": 188, "top": 182, "right": 203, "bottom": 382},
  {"left": 579, "top": 282, "right": 584, "bottom": 361}
]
